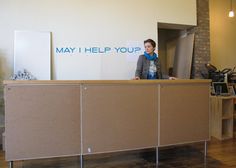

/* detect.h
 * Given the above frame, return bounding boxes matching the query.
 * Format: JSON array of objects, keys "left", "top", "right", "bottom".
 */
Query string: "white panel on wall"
[{"left": 14, "top": 31, "right": 51, "bottom": 80}]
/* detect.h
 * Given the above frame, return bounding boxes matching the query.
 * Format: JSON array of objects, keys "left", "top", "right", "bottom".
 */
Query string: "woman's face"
[{"left": 144, "top": 42, "right": 155, "bottom": 54}]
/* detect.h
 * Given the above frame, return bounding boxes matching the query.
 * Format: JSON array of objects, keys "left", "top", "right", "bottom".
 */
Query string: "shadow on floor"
[{"left": 9, "top": 145, "right": 226, "bottom": 168}]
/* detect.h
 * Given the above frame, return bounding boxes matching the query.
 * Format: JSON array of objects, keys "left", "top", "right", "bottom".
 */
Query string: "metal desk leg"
[
  {"left": 204, "top": 141, "right": 208, "bottom": 167},
  {"left": 80, "top": 155, "right": 83, "bottom": 168},
  {"left": 204, "top": 141, "right": 207, "bottom": 157},
  {"left": 8, "top": 161, "right": 13, "bottom": 168},
  {"left": 156, "top": 147, "right": 159, "bottom": 165}
]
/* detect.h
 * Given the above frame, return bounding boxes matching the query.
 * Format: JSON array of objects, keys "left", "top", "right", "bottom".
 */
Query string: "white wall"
[{"left": 0, "top": 0, "right": 196, "bottom": 80}]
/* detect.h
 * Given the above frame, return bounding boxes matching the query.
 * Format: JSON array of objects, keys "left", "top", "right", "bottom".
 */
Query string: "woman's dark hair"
[{"left": 144, "top": 39, "right": 156, "bottom": 48}]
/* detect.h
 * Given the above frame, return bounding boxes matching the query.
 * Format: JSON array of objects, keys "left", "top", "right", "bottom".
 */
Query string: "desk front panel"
[
  {"left": 159, "top": 84, "right": 210, "bottom": 146},
  {"left": 82, "top": 84, "right": 158, "bottom": 154},
  {"left": 5, "top": 85, "right": 81, "bottom": 161}
]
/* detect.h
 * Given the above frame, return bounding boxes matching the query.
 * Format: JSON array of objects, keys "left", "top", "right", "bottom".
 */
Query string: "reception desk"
[{"left": 3, "top": 80, "right": 210, "bottom": 166}]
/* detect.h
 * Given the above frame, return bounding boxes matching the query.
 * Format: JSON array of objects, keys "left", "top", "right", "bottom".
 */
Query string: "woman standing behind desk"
[{"left": 134, "top": 39, "right": 176, "bottom": 80}]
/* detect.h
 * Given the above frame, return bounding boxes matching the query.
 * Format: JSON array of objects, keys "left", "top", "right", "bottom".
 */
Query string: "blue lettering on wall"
[
  {"left": 114, "top": 47, "right": 141, "bottom": 53},
  {"left": 114, "top": 47, "right": 119, "bottom": 53},
  {"left": 56, "top": 47, "right": 76, "bottom": 54},
  {"left": 84, "top": 47, "right": 92, "bottom": 53},
  {"left": 120, "top": 47, "right": 127, "bottom": 53},
  {"left": 56, "top": 48, "right": 64, "bottom": 53},
  {"left": 85, "top": 47, "right": 112, "bottom": 54},
  {"left": 56, "top": 46, "right": 142, "bottom": 55},
  {"left": 135, "top": 47, "right": 141, "bottom": 52}
]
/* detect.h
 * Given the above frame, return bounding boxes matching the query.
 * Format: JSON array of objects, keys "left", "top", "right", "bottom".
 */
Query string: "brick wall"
[{"left": 191, "top": 0, "right": 211, "bottom": 78}]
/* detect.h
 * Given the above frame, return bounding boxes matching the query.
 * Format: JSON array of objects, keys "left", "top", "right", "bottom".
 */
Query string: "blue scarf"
[{"left": 144, "top": 52, "right": 158, "bottom": 61}]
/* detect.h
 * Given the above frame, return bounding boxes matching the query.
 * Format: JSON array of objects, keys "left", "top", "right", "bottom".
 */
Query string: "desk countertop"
[{"left": 3, "top": 79, "right": 211, "bottom": 85}]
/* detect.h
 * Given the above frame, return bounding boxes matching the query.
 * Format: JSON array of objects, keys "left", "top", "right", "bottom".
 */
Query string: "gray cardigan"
[{"left": 135, "top": 55, "right": 164, "bottom": 79}]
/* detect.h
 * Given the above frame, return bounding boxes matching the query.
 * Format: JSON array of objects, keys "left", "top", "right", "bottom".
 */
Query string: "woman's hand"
[
  {"left": 169, "top": 77, "right": 177, "bottom": 80},
  {"left": 133, "top": 76, "right": 140, "bottom": 80}
]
